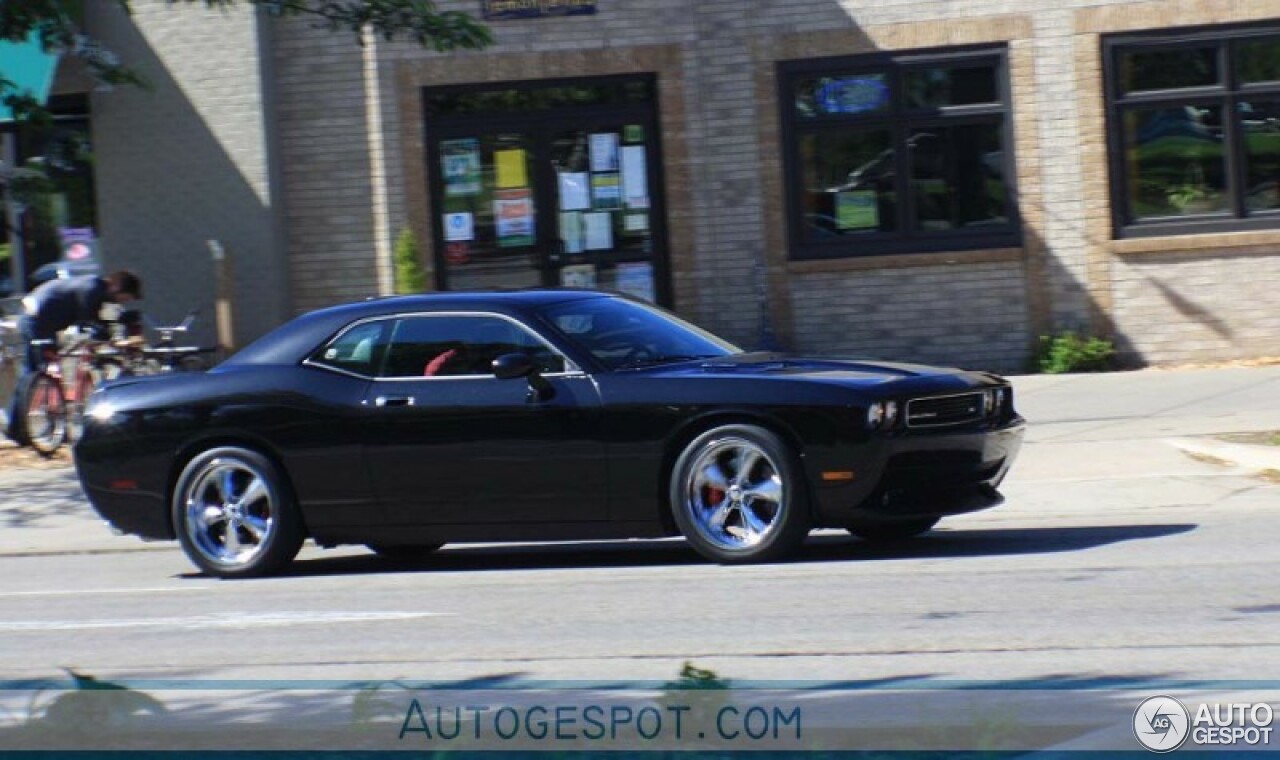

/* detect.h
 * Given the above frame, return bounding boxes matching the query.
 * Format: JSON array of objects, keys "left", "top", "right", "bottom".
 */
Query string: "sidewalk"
[{"left": 1, "top": 364, "right": 1278, "bottom": 558}]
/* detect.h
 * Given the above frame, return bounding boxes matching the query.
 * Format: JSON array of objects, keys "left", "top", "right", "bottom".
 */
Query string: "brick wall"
[
  {"left": 269, "top": 19, "right": 382, "bottom": 313},
  {"left": 87, "top": 0, "right": 289, "bottom": 346},
  {"left": 91, "top": 0, "right": 1280, "bottom": 367}
]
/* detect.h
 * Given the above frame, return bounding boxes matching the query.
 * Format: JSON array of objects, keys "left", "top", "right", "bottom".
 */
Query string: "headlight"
[
  {"left": 866, "top": 402, "right": 885, "bottom": 429},
  {"left": 983, "top": 390, "right": 997, "bottom": 415},
  {"left": 87, "top": 402, "right": 118, "bottom": 423},
  {"left": 866, "top": 401, "right": 899, "bottom": 431},
  {"left": 986, "top": 387, "right": 1009, "bottom": 417}
]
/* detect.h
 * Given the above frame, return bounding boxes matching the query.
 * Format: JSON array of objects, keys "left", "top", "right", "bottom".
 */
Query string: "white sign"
[{"left": 443, "top": 212, "right": 475, "bottom": 242}]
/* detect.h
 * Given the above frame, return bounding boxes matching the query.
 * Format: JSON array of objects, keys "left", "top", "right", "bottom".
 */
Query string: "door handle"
[{"left": 374, "top": 396, "right": 415, "bottom": 407}]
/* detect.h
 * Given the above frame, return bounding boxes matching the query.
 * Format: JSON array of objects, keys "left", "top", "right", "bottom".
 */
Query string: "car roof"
[
  {"left": 357, "top": 288, "right": 607, "bottom": 311},
  {"left": 222, "top": 289, "right": 614, "bottom": 367}
]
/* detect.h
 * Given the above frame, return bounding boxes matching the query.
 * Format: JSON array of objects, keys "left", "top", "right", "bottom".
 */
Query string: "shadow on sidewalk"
[{"left": 0, "top": 466, "right": 86, "bottom": 530}]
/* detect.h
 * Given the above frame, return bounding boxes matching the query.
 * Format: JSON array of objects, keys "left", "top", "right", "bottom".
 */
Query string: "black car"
[{"left": 75, "top": 290, "right": 1025, "bottom": 578}]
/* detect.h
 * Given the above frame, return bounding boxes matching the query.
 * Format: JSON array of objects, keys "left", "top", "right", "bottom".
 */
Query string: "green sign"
[{"left": 836, "top": 190, "right": 879, "bottom": 231}]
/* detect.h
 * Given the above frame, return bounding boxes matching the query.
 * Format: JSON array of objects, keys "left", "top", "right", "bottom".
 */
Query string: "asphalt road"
[{"left": 0, "top": 367, "right": 1278, "bottom": 687}]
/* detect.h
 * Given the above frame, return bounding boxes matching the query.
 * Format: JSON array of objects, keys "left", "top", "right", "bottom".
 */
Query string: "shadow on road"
[{"left": 266, "top": 523, "right": 1197, "bottom": 579}]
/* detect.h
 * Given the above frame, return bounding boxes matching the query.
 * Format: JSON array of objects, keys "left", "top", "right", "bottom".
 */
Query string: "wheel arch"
[
  {"left": 656, "top": 410, "right": 815, "bottom": 534},
  {"left": 165, "top": 432, "right": 306, "bottom": 539}
]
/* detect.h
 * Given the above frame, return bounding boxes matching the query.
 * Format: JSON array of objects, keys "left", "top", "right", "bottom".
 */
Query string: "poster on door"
[
  {"left": 591, "top": 173, "right": 622, "bottom": 210},
  {"left": 494, "top": 189, "right": 535, "bottom": 247},
  {"left": 589, "top": 132, "right": 620, "bottom": 172},
  {"left": 621, "top": 146, "right": 649, "bottom": 209},
  {"left": 560, "top": 263, "right": 597, "bottom": 289},
  {"left": 444, "top": 212, "right": 475, "bottom": 242},
  {"left": 441, "top": 139, "right": 481, "bottom": 197}
]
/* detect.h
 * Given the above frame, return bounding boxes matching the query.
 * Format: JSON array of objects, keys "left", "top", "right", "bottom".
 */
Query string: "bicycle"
[
  {"left": 134, "top": 309, "right": 216, "bottom": 374},
  {"left": 6, "top": 310, "right": 215, "bottom": 456},
  {"left": 14, "top": 328, "right": 122, "bottom": 455},
  {"left": 12, "top": 339, "right": 71, "bottom": 456}
]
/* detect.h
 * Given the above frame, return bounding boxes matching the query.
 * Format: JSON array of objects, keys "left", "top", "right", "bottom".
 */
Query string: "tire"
[
  {"left": 669, "top": 424, "right": 810, "bottom": 563},
  {"left": 366, "top": 543, "right": 445, "bottom": 560},
  {"left": 17, "top": 372, "right": 67, "bottom": 457},
  {"left": 172, "top": 446, "right": 305, "bottom": 578},
  {"left": 847, "top": 516, "right": 941, "bottom": 542}
]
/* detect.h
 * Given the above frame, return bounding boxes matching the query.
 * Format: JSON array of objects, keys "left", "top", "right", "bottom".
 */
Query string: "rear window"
[{"left": 308, "top": 320, "right": 390, "bottom": 377}]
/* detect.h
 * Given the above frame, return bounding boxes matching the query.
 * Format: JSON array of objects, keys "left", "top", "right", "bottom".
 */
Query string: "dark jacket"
[{"left": 25, "top": 275, "right": 109, "bottom": 339}]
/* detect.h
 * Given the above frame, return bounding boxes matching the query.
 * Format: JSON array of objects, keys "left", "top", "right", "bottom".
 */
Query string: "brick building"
[{"left": 80, "top": 0, "right": 1280, "bottom": 370}]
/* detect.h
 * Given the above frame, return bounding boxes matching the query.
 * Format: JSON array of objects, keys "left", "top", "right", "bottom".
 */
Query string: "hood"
[{"left": 638, "top": 352, "right": 992, "bottom": 387}]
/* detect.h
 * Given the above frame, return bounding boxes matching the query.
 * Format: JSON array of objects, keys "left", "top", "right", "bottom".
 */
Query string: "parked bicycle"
[
  {"left": 4, "top": 309, "right": 215, "bottom": 456},
  {"left": 10, "top": 328, "right": 120, "bottom": 456},
  {"left": 130, "top": 309, "right": 216, "bottom": 375}
]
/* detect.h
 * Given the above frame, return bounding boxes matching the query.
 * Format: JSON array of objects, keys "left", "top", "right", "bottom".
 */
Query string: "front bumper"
[{"left": 808, "top": 416, "right": 1025, "bottom": 527}]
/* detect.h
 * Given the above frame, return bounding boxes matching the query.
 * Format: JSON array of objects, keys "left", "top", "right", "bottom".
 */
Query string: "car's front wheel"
[
  {"left": 847, "top": 516, "right": 940, "bottom": 542},
  {"left": 172, "top": 446, "right": 304, "bottom": 578},
  {"left": 670, "top": 424, "right": 809, "bottom": 563}
]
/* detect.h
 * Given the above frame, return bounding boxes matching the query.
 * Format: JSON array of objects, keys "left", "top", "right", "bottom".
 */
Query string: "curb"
[{"left": 1165, "top": 437, "right": 1280, "bottom": 474}]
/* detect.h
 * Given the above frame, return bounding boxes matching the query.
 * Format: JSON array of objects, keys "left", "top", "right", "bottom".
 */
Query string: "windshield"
[{"left": 540, "top": 297, "right": 740, "bottom": 370}]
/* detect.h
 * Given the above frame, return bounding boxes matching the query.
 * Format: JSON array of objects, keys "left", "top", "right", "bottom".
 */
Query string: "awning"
[{"left": 0, "top": 33, "right": 60, "bottom": 123}]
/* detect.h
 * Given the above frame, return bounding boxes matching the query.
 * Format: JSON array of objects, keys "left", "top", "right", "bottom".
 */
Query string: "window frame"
[
  {"left": 778, "top": 45, "right": 1021, "bottom": 261},
  {"left": 1104, "top": 23, "right": 1280, "bottom": 238},
  {"left": 303, "top": 312, "right": 580, "bottom": 381}
]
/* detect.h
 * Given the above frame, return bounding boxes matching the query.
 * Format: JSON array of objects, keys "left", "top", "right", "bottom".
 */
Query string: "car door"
[{"left": 362, "top": 312, "right": 608, "bottom": 525}]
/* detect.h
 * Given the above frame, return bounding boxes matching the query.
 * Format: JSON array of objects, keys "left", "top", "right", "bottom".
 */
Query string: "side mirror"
[
  {"left": 492, "top": 352, "right": 554, "bottom": 402},
  {"left": 492, "top": 352, "right": 534, "bottom": 380}
]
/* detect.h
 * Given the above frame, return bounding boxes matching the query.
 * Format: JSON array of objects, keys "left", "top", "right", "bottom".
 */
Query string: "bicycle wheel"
[{"left": 19, "top": 372, "right": 68, "bottom": 457}]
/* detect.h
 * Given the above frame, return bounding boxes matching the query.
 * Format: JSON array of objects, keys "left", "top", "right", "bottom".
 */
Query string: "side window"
[
  {"left": 309, "top": 320, "right": 389, "bottom": 377},
  {"left": 381, "top": 315, "right": 567, "bottom": 378}
]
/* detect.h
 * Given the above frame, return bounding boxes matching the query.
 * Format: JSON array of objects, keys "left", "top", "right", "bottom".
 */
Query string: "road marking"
[
  {"left": 0, "top": 611, "right": 448, "bottom": 632},
  {"left": 0, "top": 587, "right": 213, "bottom": 599}
]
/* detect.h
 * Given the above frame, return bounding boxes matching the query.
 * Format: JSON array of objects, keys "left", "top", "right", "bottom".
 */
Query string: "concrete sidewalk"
[{"left": 1, "top": 364, "right": 1278, "bottom": 558}]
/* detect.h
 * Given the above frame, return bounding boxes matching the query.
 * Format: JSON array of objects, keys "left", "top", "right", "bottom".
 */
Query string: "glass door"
[
  {"left": 544, "top": 121, "right": 660, "bottom": 302},
  {"left": 425, "top": 76, "right": 669, "bottom": 305},
  {"left": 434, "top": 130, "right": 542, "bottom": 291}
]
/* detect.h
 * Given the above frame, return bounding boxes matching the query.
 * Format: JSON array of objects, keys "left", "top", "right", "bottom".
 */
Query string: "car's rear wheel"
[
  {"left": 847, "top": 516, "right": 940, "bottom": 542},
  {"left": 172, "top": 447, "right": 304, "bottom": 578},
  {"left": 670, "top": 424, "right": 809, "bottom": 563},
  {"left": 365, "top": 543, "right": 445, "bottom": 560}
]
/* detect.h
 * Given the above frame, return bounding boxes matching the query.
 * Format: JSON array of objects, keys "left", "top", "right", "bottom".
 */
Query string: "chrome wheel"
[
  {"left": 682, "top": 436, "right": 786, "bottom": 552},
  {"left": 182, "top": 457, "right": 278, "bottom": 569}
]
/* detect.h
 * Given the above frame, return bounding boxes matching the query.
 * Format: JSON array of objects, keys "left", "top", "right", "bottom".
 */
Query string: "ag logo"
[{"left": 1134, "top": 696, "right": 1191, "bottom": 752}]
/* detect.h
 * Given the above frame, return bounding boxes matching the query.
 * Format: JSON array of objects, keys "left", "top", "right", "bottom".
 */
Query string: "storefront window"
[
  {"left": 780, "top": 47, "right": 1018, "bottom": 259},
  {"left": 908, "top": 123, "right": 1008, "bottom": 231},
  {"left": 1122, "top": 105, "right": 1229, "bottom": 218},
  {"left": 1119, "top": 47, "right": 1220, "bottom": 93},
  {"left": 1243, "top": 98, "right": 1280, "bottom": 212},
  {"left": 1238, "top": 36, "right": 1280, "bottom": 84},
  {"left": 1107, "top": 25, "right": 1280, "bottom": 235}
]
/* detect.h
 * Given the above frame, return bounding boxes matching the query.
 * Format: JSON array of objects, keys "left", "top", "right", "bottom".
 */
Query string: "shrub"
[
  {"left": 1036, "top": 332, "right": 1116, "bottom": 374},
  {"left": 393, "top": 228, "right": 426, "bottom": 295}
]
